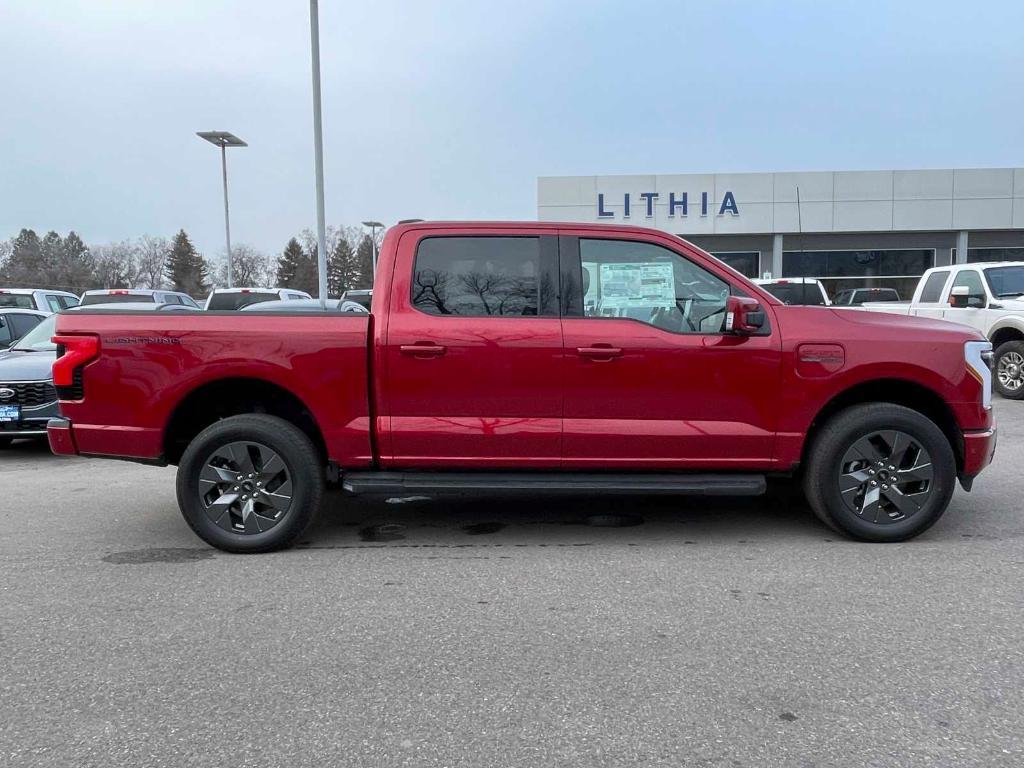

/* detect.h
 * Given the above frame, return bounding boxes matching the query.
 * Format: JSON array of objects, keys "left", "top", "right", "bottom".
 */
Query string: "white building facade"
[{"left": 537, "top": 168, "right": 1024, "bottom": 300}]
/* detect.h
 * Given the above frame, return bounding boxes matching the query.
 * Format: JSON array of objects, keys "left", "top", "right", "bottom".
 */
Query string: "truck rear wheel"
[
  {"left": 176, "top": 414, "right": 323, "bottom": 553},
  {"left": 993, "top": 341, "right": 1024, "bottom": 399},
  {"left": 803, "top": 404, "right": 956, "bottom": 542}
]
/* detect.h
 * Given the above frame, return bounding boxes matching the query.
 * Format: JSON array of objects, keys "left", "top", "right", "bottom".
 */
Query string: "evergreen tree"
[
  {"left": 276, "top": 238, "right": 306, "bottom": 288},
  {"left": 355, "top": 235, "right": 375, "bottom": 289},
  {"left": 55, "top": 231, "right": 96, "bottom": 292},
  {"left": 40, "top": 231, "right": 63, "bottom": 284},
  {"left": 3, "top": 229, "right": 46, "bottom": 287},
  {"left": 164, "top": 229, "right": 207, "bottom": 296},
  {"left": 327, "top": 237, "right": 358, "bottom": 295}
]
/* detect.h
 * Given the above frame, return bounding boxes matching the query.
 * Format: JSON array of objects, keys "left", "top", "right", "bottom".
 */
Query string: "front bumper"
[
  {"left": 47, "top": 417, "right": 79, "bottom": 456},
  {"left": 961, "top": 427, "right": 997, "bottom": 486}
]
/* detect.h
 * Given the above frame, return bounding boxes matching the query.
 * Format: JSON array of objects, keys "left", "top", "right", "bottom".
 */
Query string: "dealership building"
[{"left": 537, "top": 167, "right": 1024, "bottom": 300}]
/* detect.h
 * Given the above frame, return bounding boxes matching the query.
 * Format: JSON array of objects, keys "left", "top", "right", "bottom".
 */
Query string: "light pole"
[
  {"left": 362, "top": 220, "right": 384, "bottom": 281},
  {"left": 308, "top": 0, "right": 329, "bottom": 307},
  {"left": 196, "top": 131, "right": 247, "bottom": 288}
]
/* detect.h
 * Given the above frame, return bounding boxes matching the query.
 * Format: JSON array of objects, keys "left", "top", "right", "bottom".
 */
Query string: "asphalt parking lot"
[{"left": 2, "top": 402, "right": 1022, "bottom": 767}]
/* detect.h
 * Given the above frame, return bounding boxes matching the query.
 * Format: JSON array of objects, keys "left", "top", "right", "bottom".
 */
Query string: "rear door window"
[
  {"left": 46, "top": 295, "right": 63, "bottom": 312},
  {"left": 918, "top": 271, "right": 950, "bottom": 303},
  {"left": 412, "top": 236, "right": 555, "bottom": 316}
]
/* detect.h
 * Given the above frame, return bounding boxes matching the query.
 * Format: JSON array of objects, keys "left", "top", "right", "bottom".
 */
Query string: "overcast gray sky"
[{"left": 1, "top": 0, "right": 1022, "bottom": 258}]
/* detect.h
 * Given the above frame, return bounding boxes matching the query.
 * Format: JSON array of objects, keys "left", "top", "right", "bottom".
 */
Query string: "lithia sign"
[{"left": 597, "top": 190, "right": 739, "bottom": 219}]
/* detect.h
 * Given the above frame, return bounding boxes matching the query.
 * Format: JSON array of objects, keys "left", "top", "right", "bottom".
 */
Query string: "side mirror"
[
  {"left": 725, "top": 295, "right": 765, "bottom": 334},
  {"left": 949, "top": 286, "right": 985, "bottom": 309}
]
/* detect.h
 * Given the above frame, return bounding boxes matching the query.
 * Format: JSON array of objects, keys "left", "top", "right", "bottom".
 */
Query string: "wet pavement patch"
[
  {"left": 102, "top": 548, "right": 214, "bottom": 564},
  {"left": 359, "top": 523, "right": 407, "bottom": 542},
  {"left": 462, "top": 522, "right": 506, "bottom": 535},
  {"left": 584, "top": 514, "right": 644, "bottom": 528}
]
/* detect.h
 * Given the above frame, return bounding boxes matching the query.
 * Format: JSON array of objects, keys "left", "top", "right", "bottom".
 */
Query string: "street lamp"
[
  {"left": 196, "top": 130, "right": 247, "bottom": 288},
  {"left": 308, "top": 0, "right": 329, "bottom": 307},
  {"left": 362, "top": 220, "right": 384, "bottom": 279}
]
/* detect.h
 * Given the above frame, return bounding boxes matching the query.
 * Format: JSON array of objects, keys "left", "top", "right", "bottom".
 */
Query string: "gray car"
[{"left": 0, "top": 313, "right": 59, "bottom": 447}]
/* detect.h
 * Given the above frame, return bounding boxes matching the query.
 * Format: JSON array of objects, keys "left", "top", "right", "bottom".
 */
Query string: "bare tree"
[
  {"left": 136, "top": 235, "right": 169, "bottom": 289},
  {"left": 211, "top": 244, "right": 270, "bottom": 288},
  {"left": 91, "top": 241, "right": 139, "bottom": 289}
]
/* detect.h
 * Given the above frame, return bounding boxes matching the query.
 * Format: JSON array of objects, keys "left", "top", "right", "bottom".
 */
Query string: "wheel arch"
[
  {"left": 989, "top": 322, "right": 1024, "bottom": 349},
  {"left": 802, "top": 378, "right": 963, "bottom": 473},
  {"left": 163, "top": 377, "right": 327, "bottom": 466}
]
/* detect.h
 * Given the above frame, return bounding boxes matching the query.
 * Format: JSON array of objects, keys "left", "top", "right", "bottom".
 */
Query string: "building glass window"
[
  {"left": 710, "top": 251, "right": 759, "bottom": 279},
  {"left": 782, "top": 248, "right": 934, "bottom": 302},
  {"left": 953, "top": 247, "right": 1024, "bottom": 264}
]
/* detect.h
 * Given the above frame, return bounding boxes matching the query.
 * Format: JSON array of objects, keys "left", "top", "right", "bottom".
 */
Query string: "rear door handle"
[
  {"left": 576, "top": 345, "right": 623, "bottom": 360},
  {"left": 400, "top": 343, "right": 447, "bottom": 357}
]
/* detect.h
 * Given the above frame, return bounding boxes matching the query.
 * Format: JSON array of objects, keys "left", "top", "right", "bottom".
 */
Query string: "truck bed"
[
  {"left": 853, "top": 301, "right": 913, "bottom": 315},
  {"left": 53, "top": 310, "right": 373, "bottom": 465}
]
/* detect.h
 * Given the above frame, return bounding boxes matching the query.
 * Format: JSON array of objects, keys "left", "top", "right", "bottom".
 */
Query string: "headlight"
[{"left": 965, "top": 340, "right": 993, "bottom": 410}]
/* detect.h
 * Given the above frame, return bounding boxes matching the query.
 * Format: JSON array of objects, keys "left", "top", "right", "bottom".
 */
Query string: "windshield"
[
  {"left": 983, "top": 266, "right": 1024, "bottom": 298},
  {"left": 12, "top": 314, "right": 57, "bottom": 352},
  {"left": 761, "top": 283, "right": 827, "bottom": 306},
  {"left": 81, "top": 292, "right": 155, "bottom": 305},
  {"left": 0, "top": 294, "right": 35, "bottom": 309},
  {"left": 208, "top": 292, "right": 279, "bottom": 310}
]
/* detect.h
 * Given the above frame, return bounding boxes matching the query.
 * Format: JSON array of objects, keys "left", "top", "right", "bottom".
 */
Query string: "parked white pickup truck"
[{"left": 861, "top": 261, "right": 1024, "bottom": 398}]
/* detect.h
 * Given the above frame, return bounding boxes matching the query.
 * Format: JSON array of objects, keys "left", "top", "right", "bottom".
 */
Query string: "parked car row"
[{"left": 0, "top": 288, "right": 370, "bottom": 446}]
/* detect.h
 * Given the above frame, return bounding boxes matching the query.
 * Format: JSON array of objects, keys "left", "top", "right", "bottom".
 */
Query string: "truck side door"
[
  {"left": 381, "top": 229, "right": 563, "bottom": 468},
  {"left": 559, "top": 233, "right": 782, "bottom": 468},
  {"left": 910, "top": 269, "right": 951, "bottom": 321}
]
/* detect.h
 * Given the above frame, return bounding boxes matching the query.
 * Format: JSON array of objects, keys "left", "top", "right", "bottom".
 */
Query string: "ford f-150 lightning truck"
[{"left": 48, "top": 222, "right": 997, "bottom": 552}]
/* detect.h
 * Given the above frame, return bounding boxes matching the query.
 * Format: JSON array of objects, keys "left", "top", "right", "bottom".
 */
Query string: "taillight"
[{"left": 52, "top": 334, "right": 100, "bottom": 387}]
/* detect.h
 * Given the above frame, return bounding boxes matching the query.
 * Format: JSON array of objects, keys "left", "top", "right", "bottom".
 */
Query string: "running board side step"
[{"left": 341, "top": 472, "right": 766, "bottom": 497}]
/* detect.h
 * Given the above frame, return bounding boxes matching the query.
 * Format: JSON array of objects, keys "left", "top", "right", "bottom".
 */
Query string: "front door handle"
[
  {"left": 576, "top": 345, "right": 623, "bottom": 360},
  {"left": 400, "top": 343, "right": 447, "bottom": 358}
]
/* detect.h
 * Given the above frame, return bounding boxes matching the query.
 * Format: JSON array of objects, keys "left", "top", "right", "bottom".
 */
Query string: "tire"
[
  {"left": 993, "top": 341, "right": 1024, "bottom": 400},
  {"left": 803, "top": 404, "right": 956, "bottom": 542},
  {"left": 0, "top": 437, "right": 12, "bottom": 449},
  {"left": 176, "top": 414, "right": 323, "bottom": 553}
]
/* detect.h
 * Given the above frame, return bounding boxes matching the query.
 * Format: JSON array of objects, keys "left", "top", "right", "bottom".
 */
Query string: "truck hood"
[
  {"left": 0, "top": 349, "right": 56, "bottom": 382},
  {"left": 991, "top": 298, "right": 1024, "bottom": 312},
  {"left": 826, "top": 308, "right": 983, "bottom": 340}
]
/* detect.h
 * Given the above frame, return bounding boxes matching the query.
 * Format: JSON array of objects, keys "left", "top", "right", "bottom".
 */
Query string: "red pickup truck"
[{"left": 48, "top": 222, "right": 996, "bottom": 552}]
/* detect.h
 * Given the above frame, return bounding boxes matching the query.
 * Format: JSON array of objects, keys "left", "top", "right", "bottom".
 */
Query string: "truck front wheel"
[
  {"left": 803, "top": 404, "right": 956, "bottom": 542},
  {"left": 993, "top": 341, "right": 1024, "bottom": 399},
  {"left": 176, "top": 414, "right": 323, "bottom": 553}
]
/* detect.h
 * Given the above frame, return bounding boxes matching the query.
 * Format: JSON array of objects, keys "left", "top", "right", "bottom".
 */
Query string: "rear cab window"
[
  {"left": 0, "top": 294, "right": 35, "bottom": 309},
  {"left": 206, "top": 292, "right": 280, "bottom": 310},
  {"left": 412, "top": 236, "right": 556, "bottom": 316},
  {"left": 760, "top": 282, "right": 827, "bottom": 306},
  {"left": 80, "top": 293, "right": 156, "bottom": 305}
]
